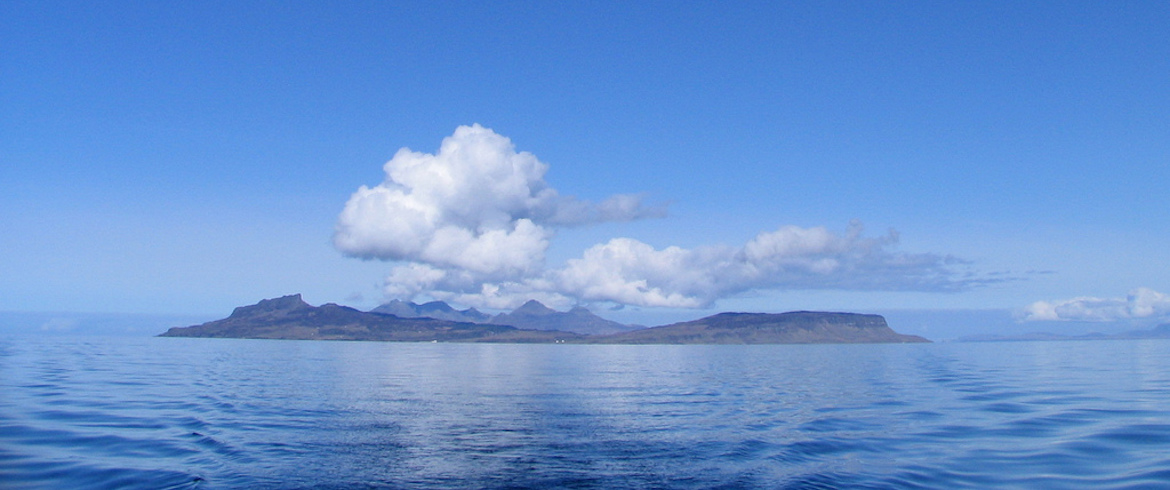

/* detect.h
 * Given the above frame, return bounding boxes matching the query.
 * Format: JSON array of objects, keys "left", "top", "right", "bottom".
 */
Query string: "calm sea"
[{"left": 3, "top": 336, "right": 1170, "bottom": 489}]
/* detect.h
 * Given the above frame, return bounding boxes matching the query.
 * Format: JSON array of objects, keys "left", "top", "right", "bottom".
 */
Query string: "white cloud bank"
[
  {"left": 554, "top": 222, "right": 967, "bottom": 308},
  {"left": 1021, "top": 288, "right": 1170, "bottom": 322},
  {"left": 336, "top": 125, "right": 982, "bottom": 310}
]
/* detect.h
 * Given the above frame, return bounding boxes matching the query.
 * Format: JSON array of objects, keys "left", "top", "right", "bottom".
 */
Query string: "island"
[
  {"left": 158, "top": 295, "right": 579, "bottom": 343},
  {"left": 159, "top": 294, "right": 930, "bottom": 344}
]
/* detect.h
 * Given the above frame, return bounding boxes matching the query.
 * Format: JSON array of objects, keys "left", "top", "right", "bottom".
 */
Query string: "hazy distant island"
[
  {"left": 959, "top": 324, "right": 1170, "bottom": 342},
  {"left": 159, "top": 294, "right": 929, "bottom": 344}
]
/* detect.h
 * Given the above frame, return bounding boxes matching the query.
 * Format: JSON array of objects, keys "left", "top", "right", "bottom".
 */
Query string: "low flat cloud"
[
  {"left": 336, "top": 125, "right": 988, "bottom": 310},
  {"left": 555, "top": 222, "right": 969, "bottom": 308},
  {"left": 1021, "top": 288, "right": 1170, "bottom": 322}
]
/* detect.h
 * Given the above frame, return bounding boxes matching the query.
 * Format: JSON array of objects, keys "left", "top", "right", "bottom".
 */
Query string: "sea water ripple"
[{"left": 2, "top": 336, "right": 1170, "bottom": 488}]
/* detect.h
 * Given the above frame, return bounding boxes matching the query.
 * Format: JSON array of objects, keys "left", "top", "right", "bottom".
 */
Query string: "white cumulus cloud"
[
  {"left": 336, "top": 125, "right": 985, "bottom": 309},
  {"left": 1020, "top": 288, "right": 1170, "bottom": 322},
  {"left": 334, "top": 124, "right": 664, "bottom": 284}
]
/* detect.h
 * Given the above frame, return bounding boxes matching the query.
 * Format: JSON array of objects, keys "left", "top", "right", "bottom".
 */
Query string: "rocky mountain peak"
[
  {"left": 418, "top": 301, "right": 457, "bottom": 314},
  {"left": 513, "top": 300, "right": 556, "bottom": 316}
]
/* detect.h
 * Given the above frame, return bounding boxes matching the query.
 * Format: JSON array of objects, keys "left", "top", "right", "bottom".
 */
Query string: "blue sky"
[{"left": 2, "top": 1, "right": 1168, "bottom": 336}]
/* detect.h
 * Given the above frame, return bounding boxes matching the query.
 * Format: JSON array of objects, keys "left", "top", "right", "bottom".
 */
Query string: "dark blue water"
[{"left": 3, "top": 336, "right": 1170, "bottom": 489}]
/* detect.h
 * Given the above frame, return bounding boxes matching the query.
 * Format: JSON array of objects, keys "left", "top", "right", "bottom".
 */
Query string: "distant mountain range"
[
  {"left": 959, "top": 324, "right": 1170, "bottom": 342},
  {"left": 371, "top": 299, "right": 491, "bottom": 324},
  {"left": 159, "top": 294, "right": 930, "bottom": 344},
  {"left": 369, "top": 298, "right": 638, "bottom": 335},
  {"left": 486, "top": 300, "right": 639, "bottom": 335}
]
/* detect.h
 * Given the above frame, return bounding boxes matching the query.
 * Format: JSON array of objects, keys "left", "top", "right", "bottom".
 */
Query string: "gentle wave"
[{"left": 2, "top": 337, "right": 1170, "bottom": 488}]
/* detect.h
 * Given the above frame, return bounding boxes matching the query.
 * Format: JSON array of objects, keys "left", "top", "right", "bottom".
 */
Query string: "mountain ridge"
[
  {"left": 369, "top": 298, "right": 639, "bottom": 335},
  {"left": 488, "top": 300, "right": 638, "bottom": 335},
  {"left": 371, "top": 299, "right": 490, "bottom": 323}
]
